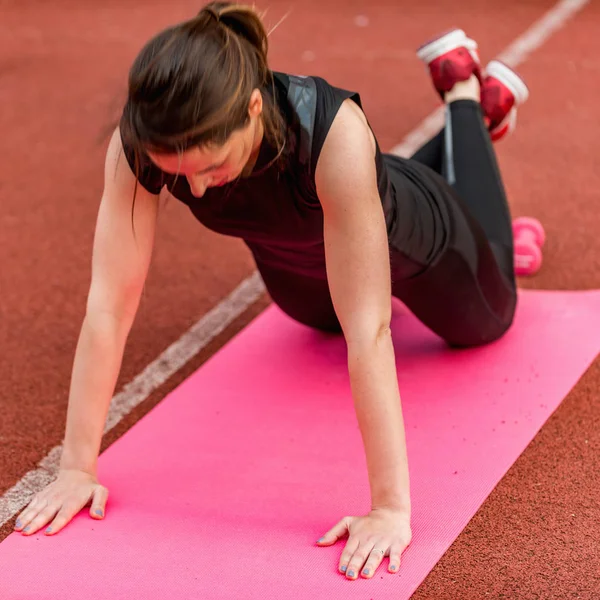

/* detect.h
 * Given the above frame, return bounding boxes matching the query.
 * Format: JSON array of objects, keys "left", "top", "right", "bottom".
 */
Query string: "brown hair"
[{"left": 120, "top": 2, "right": 286, "bottom": 167}]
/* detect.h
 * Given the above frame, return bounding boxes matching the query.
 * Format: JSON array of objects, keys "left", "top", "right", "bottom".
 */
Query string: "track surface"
[{"left": 1, "top": 1, "right": 599, "bottom": 597}]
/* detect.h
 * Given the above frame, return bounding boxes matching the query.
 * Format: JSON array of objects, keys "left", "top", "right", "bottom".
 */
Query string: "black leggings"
[{"left": 257, "top": 99, "right": 517, "bottom": 347}]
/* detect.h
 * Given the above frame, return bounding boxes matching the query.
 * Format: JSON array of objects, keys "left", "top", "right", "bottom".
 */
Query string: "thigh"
[
  {"left": 255, "top": 261, "right": 341, "bottom": 332},
  {"left": 392, "top": 189, "right": 517, "bottom": 347},
  {"left": 409, "top": 129, "right": 444, "bottom": 174}
]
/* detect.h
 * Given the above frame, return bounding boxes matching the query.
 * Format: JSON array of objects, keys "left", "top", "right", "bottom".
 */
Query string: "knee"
[
  {"left": 271, "top": 299, "right": 342, "bottom": 333},
  {"left": 289, "top": 309, "right": 342, "bottom": 333},
  {"left": 449, "top": 304, "right": 516, "bottom": 349}
]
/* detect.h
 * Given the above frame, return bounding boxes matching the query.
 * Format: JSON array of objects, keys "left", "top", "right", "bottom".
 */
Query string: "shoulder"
[
  {"left": 315, "top": 99, "right": 378, "bottom": 202},
  {"left": 278, "top": 71, "right": 362, "bottom": 128},
  {"left": 274, "top": 71, "right": 367, "bottom": 177}
]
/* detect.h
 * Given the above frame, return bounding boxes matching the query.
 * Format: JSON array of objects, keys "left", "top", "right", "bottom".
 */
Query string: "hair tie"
[{"left": 204, "top": 8, "right": 221, "bottom": 25}]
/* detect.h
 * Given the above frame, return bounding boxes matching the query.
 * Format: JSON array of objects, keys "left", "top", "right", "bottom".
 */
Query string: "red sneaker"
[
  {"left": 481, "top": 60, "right": 529, "bottom": 142},
  {"left": 417, "top": 29, "right": 482, "bottom": 96}
]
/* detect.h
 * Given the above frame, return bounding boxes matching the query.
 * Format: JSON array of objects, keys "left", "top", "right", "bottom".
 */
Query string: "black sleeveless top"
[{"left": 120, "top": 72, "right": 448, "bottom": 280}]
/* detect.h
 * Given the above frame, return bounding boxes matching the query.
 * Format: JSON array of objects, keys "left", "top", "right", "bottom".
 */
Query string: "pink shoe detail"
[{"left": 513, "top": 217, "right": 545, "bottom": 276}]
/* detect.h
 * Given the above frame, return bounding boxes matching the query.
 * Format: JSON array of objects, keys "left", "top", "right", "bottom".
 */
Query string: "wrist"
[
  {"left": 371, "top": 505, "right": 411, "bottom": 525},
  {"left": 60, "top": 447, "right": 98, "bottom": 476},
  {"left": 371, "top": 489, "right": 411, "bottom": 515}
]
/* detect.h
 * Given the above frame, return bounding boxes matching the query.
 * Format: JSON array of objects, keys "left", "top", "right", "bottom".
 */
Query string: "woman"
[{"left": 15, "top": 2, "right": 529, "bottom": 581}]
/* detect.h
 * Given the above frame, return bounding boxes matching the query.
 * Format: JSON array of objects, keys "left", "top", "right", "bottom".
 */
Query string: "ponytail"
[{"left": 199, "top": 2, "right": 270, "bottom": 83}]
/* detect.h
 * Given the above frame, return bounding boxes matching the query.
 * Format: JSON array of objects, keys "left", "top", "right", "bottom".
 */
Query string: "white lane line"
[
  {"left": 390, "top": 0, "right": 590, "bottom": 158},
  {"left": 1, "top": 272, "right": 266, "bottom": 527},
  {"left": 0, "top": 0, "right": 589, "bottom": 530}
]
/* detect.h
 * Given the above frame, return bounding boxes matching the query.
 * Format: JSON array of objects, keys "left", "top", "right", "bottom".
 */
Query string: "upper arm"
[
  {"left": 314, "top": 100, "right": 391, "bottom": 341},
  {"left": 87, "top": 128, "right": 159, "bottom": 321}
]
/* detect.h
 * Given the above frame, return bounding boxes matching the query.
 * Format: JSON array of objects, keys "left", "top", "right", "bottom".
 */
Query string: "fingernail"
[
  {"left": 347, "top": 570, "right": 355, "bottom": 578},
  {"left": 15, "top": 520, "right": 22, "bottom": 529},
  {"left": 363, "top": 568, "right": 370, "bottom": 576},
  {"left": 95, "top": 509, "right": 104, "bottom": 517},
  {"left": 317, "top": 537, "right": 325, "bottom": 543},
  {"left": 23, "top": 526, "right": 30, "bottom": 533},
  {"left": 390, "top": 564, "right": 397, "bottom": 571},
  {"left": 340, "top": 565, "right": 347, "bottom": 573},
  {"left": 45, "top": 527, "right": 52, "bottom": 534}
]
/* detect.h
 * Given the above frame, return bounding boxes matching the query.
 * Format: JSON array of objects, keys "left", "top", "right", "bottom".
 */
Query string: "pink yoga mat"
[{"left": 2, "top": 290, "right": 600, "bottom": 599}]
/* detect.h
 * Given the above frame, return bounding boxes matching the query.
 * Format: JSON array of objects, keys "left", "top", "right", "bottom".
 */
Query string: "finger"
[
  {"left": 22, "top": 505, "right": 60, "bottom": 536},
  {"left": 338, "top": 536, "right": 360, "bottom": 575},
  {"left": 14, "top": 509, "right": 34, "bottom": 532},
  {"left": 15, "top": 494, "right": 46, "bottom": 530},
  {"left": 46, "top": 503, "right": 87, "bottom": 536},
  {"left": 15, "top": 510, "right": 36, "bottom": 532},
  {"left": 388, "top": 542, "right": 407, "bottom": 573},
  {"left": 90, "top": 485, "right": 109, "bottom": 520},
  {"left": 317, "top": 516, "right": 352, "bottom": 546},
  {"left": 346, "top": 540, "right": 376, "bottom": 580},
  {"left": 361, "top": 544, "right": 388, "bottom": 578}
]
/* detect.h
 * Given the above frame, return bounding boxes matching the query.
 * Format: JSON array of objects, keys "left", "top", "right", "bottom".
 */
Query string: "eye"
[{"left": 196, "top": 160, "right": 227, "bottom": 176}]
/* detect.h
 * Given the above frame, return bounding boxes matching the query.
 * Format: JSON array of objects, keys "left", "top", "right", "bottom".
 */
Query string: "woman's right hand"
[{"left": 14, "top": 469, "right": 108, "bottom": 536}]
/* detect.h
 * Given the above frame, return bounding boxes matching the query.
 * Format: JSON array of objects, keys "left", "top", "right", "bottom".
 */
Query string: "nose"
[{"left": 186, "top": 175, "right": 209, "bottom": 198}]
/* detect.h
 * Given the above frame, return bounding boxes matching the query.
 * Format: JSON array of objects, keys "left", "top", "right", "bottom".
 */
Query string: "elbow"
[
  {"left": 85, "top": 283, "right": 142, "bottom": 335},
  {"left": 344, "top": 317, "right": 393, "bottom": 351},
  {"left": 345, "top": 321, "right": 393, "bottom": 371}
]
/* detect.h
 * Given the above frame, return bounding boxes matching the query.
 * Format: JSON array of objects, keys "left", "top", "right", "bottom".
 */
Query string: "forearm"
[
  {"left": 347, "top": 329, "right": 411, "bottom": 513},
  {"left": 60, "top": 311, "right": 133, "bottom": 475}
]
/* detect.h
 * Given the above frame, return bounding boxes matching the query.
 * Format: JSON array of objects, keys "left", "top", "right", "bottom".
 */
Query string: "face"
[{"left": 148, "top": 90, "right": 264, "bottom": 198}]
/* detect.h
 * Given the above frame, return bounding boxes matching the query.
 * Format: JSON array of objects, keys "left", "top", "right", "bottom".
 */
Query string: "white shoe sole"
[
  {"left": 417, "top": 29, "right": 478, "bottom": 64},
  {"left": 486, "top": 60, "right": 529, "bottom": 105}
]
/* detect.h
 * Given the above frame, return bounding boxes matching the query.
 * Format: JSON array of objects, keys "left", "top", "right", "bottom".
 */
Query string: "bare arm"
[
  {"left": 315, "top": 100, "right": 410, "bottom": 512},
  {"left": 60, "top": 128, "right": 159, "bottom": 474}
]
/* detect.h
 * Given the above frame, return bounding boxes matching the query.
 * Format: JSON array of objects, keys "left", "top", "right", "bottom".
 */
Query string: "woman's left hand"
[{"left": 316, "top": 507, "right": 412, "bottom": 579}]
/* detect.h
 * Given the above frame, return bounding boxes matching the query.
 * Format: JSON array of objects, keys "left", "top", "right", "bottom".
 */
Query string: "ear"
[{"left": 248, "top": 89, "right": 263, "bottom": 119}]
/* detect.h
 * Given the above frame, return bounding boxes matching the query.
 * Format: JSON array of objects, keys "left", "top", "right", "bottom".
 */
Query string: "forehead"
[{"left": 148, "top": 143, "right": 228, "bottom": 175}]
